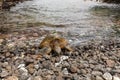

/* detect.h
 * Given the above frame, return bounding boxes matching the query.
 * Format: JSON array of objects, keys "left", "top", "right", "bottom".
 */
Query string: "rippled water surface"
[{"left": 2, "top": 0, "right": 120, "bottom": 43}]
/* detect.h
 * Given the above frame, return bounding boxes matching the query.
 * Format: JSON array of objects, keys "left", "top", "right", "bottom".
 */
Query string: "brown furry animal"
[{"left": 39, "top": 34, "right": 72, "bottom": 55}]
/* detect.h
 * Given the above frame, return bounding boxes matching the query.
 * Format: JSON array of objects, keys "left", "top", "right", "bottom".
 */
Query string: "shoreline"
[{"left": 0, "top": 28, "right": 120, "bottom": 80}]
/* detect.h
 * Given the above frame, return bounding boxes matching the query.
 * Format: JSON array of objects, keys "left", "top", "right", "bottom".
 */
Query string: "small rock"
[
  {"left": 19, "top": 75, "right": 29, "bottom": 80},
  {"left": 24, "top": 57, "right": 34, "bottom": 63},
  {"left": 60, "top": 56, "right": 69, "bottom": 62},
  {"left": 33, "top": 33, "right": 39, "bottom": 37},
  {"left": 44, "top": 75, "right": 52, "bottom": 80},
  {"left": 0, "top": 69, "right": 9, "bottom": 77},
  {"left": 7, "top": 42, "right": 15, "bottom": 49},
  {"left": 103, "top": 72, "right": 112, "bottom": 80},
  {"left": 69, "top": 66, "right": 78, "bottom": 73},
  {"left": 55, "top": 56, "right": 69, "bottom": 67},
  {"left": 27, "top": 64, "right": 35, "bottom": 74},
  {"left": 19, "top": 36, "right": 26, "bottom": 40},
  {"left": 17, "top": 64, "right": 25, "bottom": 69},
  {"left": 5, "top": 52, "right": 11, "bottom": 57},
  {"left": 34, "top": 65, "right": 39, "bottom": 70},
  {"left": 42, "top": 61, "right": 52, "bottom": 69},
  {"left": 106, "top": 60, "right": 115, "bottom": 67},
  {"left": 0, "top": 67, "right": 2, "bottom": 73},
  {"left": 6, "top": 65, "right": 11, "bottom": 71},
  {"left": 112, "top": 69, "right": 120, "bottom": 73},
  {"left": 80, "top": 69, "right": 87, "bottom": 74},
  {"left": 28, "top": 68, "right": 35, "bottom": 74},
  {"left": 96, "top": 76, "right": 104, "bottom": 80},
  {"left": 6, "top": 76, "right": 18, "bottom": 80},
  {"left": 72, "top": 74, "right": 80, "bottom": 80},
  {"left": 62, "top": 61, "right": 70, "bottom": 68},
  {"left": 27, "top": 76, "right": 34, "bottom": 80},
  {"left": 18, "top": 67, "right": 28, "bottom": 76},
  {"left": 91, "top": 71, "right": 102, "bottom": 75},
  {"left": 17, "top": 42, "right": 26, "bottom": 48},
  {"left": 62, "top": 68, "right": 69, "bottom": 75},
  {"left": 113, "top": 76, "right": 120, "bottom": 80},
  {"left": 56, "top": 75, "right": 63, "bottom": 80},
  {"left": 89, "top": 64, "right": 95, "bottom": 69},
  {"left": 33, "top": 76, "right": 43, "bottom": 80},
  {"left": 2, "top": 62, "right": 9, "bottom": 68},
  {"left": 55, "top": 62, "right": 61, "bottom": 67},
  {"left": 0, "top": 39, "right": 4, "bottom": 44},
  {"left": 91, "top": 75, "right": 96, "bottom": 80}
]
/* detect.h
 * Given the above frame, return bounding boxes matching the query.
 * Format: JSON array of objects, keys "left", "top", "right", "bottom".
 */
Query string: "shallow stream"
[{"left": 1, "top": 0, "right": 120, "bottom": 44}]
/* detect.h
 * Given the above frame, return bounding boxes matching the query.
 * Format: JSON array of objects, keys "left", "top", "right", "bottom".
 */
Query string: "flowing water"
[{"left": 1, "top": 0, "right": 120, "bottom": 44}]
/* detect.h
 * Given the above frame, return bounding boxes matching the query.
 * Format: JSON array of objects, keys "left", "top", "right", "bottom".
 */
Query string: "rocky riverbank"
[
  {"left": 0, "top": 0, "right": 29, "bottom": 10},
  {"left": 0, "top": 27, "right": 120, "bottom": 80}
]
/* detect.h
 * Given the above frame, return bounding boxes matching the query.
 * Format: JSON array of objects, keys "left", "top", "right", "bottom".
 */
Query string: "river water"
[{"left": 1, "top": 0, "right": 120, "bottom": 44}]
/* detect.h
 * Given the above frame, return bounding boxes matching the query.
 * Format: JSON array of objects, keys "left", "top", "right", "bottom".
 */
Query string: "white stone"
[
  {"left": 19, "top": 67, "right": 28, "bottom": 76},
  {"left": 34, "top": 65, "right": 39, "bottom": 69},
  {"left": 17, "top": 64, "right": 25, "bottom": 69},
  {"left": 92, "top": 71, "right": 102, "bottom": 75},
  {"left": 62, "top": 68, "right": 69, "bottom": 75},
  {"left": 103, "top": 72, "right": 112, "bottom": 80},
  {"left": 96, "top": 76, "right": 104, "bottom": 80},
  {"left": 33, "top": 76, "right": 43, "bottom": 80},
  {"left": 113, "top": 76, "right": 120, "bottom": 80},
  {"left": 55, "top": 56, "right": 69, "bottom": 67},
  {"left": 55, "top": 62, "right": 61, "bottom": 67},
  {"left": 60, "top": 56, "right": 69, "bottom": 61}
]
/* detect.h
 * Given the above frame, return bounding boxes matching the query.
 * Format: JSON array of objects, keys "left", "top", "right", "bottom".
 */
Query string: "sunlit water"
[{"left": 3, "top": 0, "right": 120, "bottom": 44}]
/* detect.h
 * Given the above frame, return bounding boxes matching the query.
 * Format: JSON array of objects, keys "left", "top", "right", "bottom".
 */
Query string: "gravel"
[{"left": 0, "top": 29, "right": 120, "bottom": 80}]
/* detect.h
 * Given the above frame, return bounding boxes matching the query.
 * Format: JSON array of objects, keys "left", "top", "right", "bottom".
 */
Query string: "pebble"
[
  {"left": 106, "top": 59, "right": 115, "bottom": 67},
  {"left": 7, "top": 42, "right": 15, "bottom": 49},
  {"left": 33, "top": 33, "right": 39, "bottom": 37},
  {"left": 2, "top": 62, "right": 9, "bottom": 68},
  {"left": 17, "top": 42, "right": 26, "bottom": 48},
  {"left": 34, "top": 64, "right": 39, "bottom": 70},
  {"left": 28, "top": 68, "right": 35, "bottom": 74},
  {"left": 96, "top": 76, "right": 104, "bottom": 80},
  {"left": 62, "top": 61, "right": 70, "bottom": 68},
  {"left": 62, "top": 68, "right": 69, "bottom": 75},
  {"left": 5, "top": 52, "right": 11, "bottom": 57},
  {"left": 0, "top": 31, "right": 120, "bottom": 80},
  {"left": 27, "top": 64, "right": 35, "bottom": 74},
  {"left": 0, "top": 39, "right": 3, "bottom": 45},
  {"left": 113, "top": 76, "right": 120, "bottom": 80},
  {"left": 91, "top": 71, "right": 103, "bottom": 76},
  {"left": 60, "top": 56, "right": 69, "bottom": 61},
  {"left": 0, "top": 69, "right": 9, "bottom": 77},
  {"left": 33, "top": 76, "right": 43, "bottom": 80},
  {"left": 6, "top": 65, "right": 11, "bottom": 71},
  {"left": 56, "top": 75, "right": 63, "bottom": 80},
  {"left": 44, "top": 75, "right": 52, "bottom": 80},
  {"left": 17, "top": 64, "right": 25, "bottom": 69},
  {"left": 69, "top": 65, "right": 78, "bottom": 73},
  {"left": 103, "top": 72, "right": 112, "bottom": 80},
  {"left": 19, "top": 75, "right": 29, "bottom": 80},
  {"left": 5, "top": 76, "right": 18, "bottom": 80},
  {"left": 18, "top": 67, "right": 28, "bottom": 76}
]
